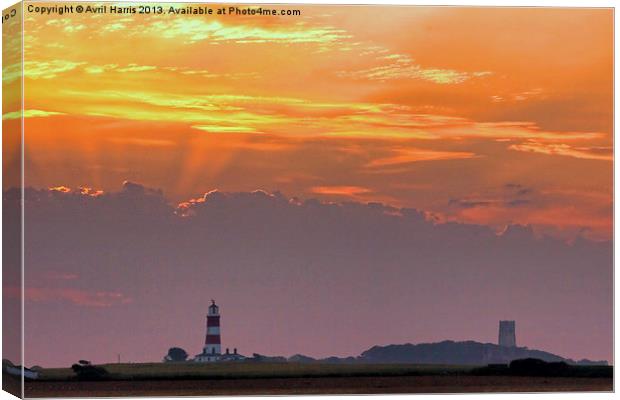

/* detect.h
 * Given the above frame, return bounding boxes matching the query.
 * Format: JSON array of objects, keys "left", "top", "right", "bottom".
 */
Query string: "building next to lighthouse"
[{"left": 194, "top": 300, "right": 246, "bottom": 362}]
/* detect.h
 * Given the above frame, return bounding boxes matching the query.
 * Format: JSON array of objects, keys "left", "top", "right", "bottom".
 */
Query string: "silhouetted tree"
[
  {"left": 164, "top": 347, "right": 188, "bottom": 362},
  {"left": 509, "top": 358, "right": 569, "bottom": 376},
  {"left": 71, "top": 363, "right": 109, "bottom": 380}
]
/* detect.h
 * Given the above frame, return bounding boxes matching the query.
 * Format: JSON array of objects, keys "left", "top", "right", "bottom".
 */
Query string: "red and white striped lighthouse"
[{"left": 203, "top": 300, "right": 221, "bottom": 360}]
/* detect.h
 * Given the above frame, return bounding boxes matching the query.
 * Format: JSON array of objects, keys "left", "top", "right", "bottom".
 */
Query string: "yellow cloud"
[
  {"left": 339, "top": 53, "right": 492, "bottom": 84},
  {"left": 192, "top": 125, "right": 261, "bottom": 133},
  {"left": 62, "top": 89, "right": 237, "bottom": 111},
  {"left": 509, "top": 141, "right": 612, "bottom": 161},
  {"left": 344, "top": 65, "right": 491, "bottom": 84},
  {"left": 45, "top": 18, "right": 86, "bottom": 32},
  {"left": 367, "top": 148, "right": 477, "bottom": 167},
  {"left": 2, "top": 63, "right": 22, "bottom": 83},
  {"left": 24, "top": 60, "right": 85, "bottom": 80},
  {"left": 146, "top": 19, "right": 350, "bottom": 44},
  {"left": 102, "top": 22, "right": 127, "bottom": 32},
  {"left": 36, "top": 86, "right": 603, "bottom": 142},
  {"left": 84, "top": 64, "right": 118, "bottom": 74},
  {"left": 6, "top": 60, "right": 130, "bottom": 82},
  {"left": 2, "top": 109, "right": 65, "bottom": 120},
  {"left": 117, "top": 64, "right": 157, "bottom": 72}
]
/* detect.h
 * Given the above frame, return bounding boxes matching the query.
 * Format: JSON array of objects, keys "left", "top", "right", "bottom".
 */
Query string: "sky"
[{"left": 1, "top": 4, "right": 613, "bottom": 366}]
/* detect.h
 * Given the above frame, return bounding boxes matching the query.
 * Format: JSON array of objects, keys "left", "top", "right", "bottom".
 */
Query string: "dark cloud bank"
[{"left": 5, "top": 181, "right": 612, "bottom": 366}]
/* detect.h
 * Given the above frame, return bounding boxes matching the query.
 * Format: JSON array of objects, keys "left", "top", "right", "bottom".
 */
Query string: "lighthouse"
[
  {"left": 193, "top": 300, "right": 246, "bottom": 362},
  {"left": 204, "top": 300, "right": 222, "bottom": 357},
  {"left": 194, "top": 300, "right": 222, "bottom": 362}
]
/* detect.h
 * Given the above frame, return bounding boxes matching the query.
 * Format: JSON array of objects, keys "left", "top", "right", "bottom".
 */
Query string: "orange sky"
[{"left": 5, "top": 4, "right": 613, "bottom": 240}]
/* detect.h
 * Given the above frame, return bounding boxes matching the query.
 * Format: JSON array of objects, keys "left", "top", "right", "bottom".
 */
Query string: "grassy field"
[
  {"left": 39, "top": 361, "right": 474, "bottom": 381},
  {"left": 22, "top": 374, "right": 613, "bottom": 397},
  {"left": 19, "top": 362, "right": 613, "bottom": 397}
]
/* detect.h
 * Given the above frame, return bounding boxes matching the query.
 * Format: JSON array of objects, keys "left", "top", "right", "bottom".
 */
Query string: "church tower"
[{"left": 498, "top": 320, "right": 516, "bottom": 347}]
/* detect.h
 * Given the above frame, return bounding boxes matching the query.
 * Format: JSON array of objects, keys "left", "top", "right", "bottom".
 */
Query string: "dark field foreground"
[
  {"left": 19, "top": 362, "right": 613, "bottom": 397},
  {"left": 24, "top": 375, "right": 612, "bottom": 397}
]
